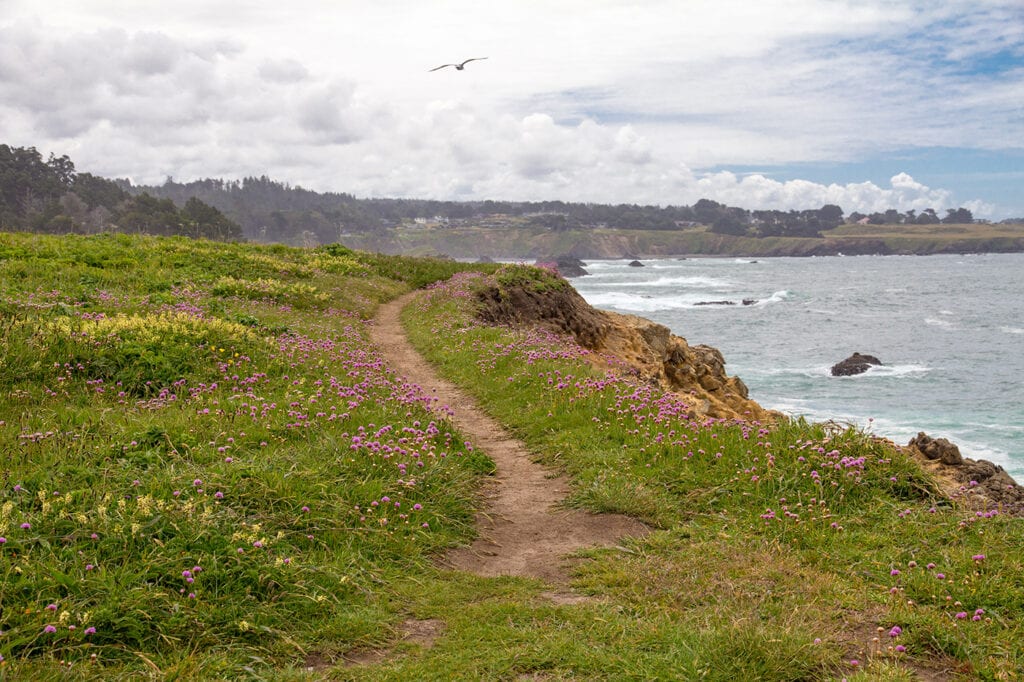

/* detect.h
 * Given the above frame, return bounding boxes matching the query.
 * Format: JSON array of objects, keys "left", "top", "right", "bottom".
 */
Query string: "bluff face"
[{"left": 474, "top": 278, "right": 772, "bottom": 422}]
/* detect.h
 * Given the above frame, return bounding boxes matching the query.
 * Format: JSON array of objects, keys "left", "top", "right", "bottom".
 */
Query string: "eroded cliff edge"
[
  {"left": 472, "top": 272, "right": 1024, "bottom": 514},
  {"left": 475, "top": 275, "right": 775, "bottom": 423}
]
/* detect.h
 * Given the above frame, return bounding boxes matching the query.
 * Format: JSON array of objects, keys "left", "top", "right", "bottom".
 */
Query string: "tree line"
[
  {"left": 1, "top": 143, "right": 988, "bottom": 245},
  {"left": 133, "top": 179, "right": 983, "bottom": 243},
  {"left": 0, "top": 145, "right": 241, "bottom": 240}
]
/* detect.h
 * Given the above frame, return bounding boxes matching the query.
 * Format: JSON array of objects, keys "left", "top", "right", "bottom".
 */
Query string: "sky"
[{"left": 2, "top": 0, "right": 1022, "bottom": 218}]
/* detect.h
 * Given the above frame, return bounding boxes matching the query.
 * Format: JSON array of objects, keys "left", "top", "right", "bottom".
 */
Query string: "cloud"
[
  {"left": 258, "top": 58, "right": 310, "bottom": 84},
  {"left": 296, "top": 81, "right": 366, "bottom": 144},
  {"left": 1, "top": 2, "right": 1019, "bottom": 218},
  {"left": 0, "top": 24, "right": 377, "bottom": 179},
  {"left": 687, "top": 171, "right": 956, "bottom": 215}
]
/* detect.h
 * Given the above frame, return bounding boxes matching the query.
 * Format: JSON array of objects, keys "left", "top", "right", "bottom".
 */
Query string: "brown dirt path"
[{"left": 370, "top": 292, "right": 648, "bottom": 585}]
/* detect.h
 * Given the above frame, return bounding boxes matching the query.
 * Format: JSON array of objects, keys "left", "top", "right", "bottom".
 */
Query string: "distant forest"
[
  {"left": 1, "top": 143, "right": 1006, "bottom": 246},
  {"left": 0, "top": 145, "right": 240, "bottom": 240}
]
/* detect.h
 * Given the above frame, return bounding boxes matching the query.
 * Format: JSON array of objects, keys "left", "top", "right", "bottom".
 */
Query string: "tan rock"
[{"left": 475, "top": 277, "right": 774, "bottom": 422}]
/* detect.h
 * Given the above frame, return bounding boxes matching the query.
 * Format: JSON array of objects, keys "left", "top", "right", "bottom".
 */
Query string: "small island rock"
[
  {"left": 540, "top": 255, "right": 589, "bottom": 278},
  {"left": 830, "top": 352, "right": 883, "bottom": 376},
  {"left": 628, "top": 260, "right": 645, "bottom": 267}
]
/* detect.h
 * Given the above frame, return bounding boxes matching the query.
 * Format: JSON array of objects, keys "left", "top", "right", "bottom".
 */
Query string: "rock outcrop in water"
[
  {"left": 541, "top": 255, "right": 589, "bottom": 278},
  {"left": 830, "top": 352, "right": 883, "bottom": 376}
]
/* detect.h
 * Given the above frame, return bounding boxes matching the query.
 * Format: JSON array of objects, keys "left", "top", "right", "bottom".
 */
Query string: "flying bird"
[{"left": 429, "top": 57, "right": 488, "bottom": 72}]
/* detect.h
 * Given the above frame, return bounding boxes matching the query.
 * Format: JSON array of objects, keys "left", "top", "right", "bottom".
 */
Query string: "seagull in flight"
[{"left": 429, "top": 57, "right": 488, "bottom": 72}]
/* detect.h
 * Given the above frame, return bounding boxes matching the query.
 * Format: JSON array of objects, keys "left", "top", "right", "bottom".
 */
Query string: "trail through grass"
[{"left": 1, "top": 234, "right": 1021, "bottom": 680}]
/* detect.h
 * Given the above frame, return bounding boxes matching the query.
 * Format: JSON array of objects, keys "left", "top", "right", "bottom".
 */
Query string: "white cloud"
[{"left": 1, "top": 1, "right": 1020, "bottom": 217}]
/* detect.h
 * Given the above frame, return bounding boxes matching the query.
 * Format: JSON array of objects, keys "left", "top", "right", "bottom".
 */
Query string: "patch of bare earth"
[
  {"left": 370, "top": 292, "right": 649, "bottom": 586},
  {"left": 340, "top": 619, "right": 447, "bottom": 668}
]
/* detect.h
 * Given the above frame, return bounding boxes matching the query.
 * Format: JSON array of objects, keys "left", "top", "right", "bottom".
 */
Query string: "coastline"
[
  {"left": 338, "top": 223, "right": 1024, "bottom": 260},
  {"left": 488, "top": 263, "right": 1024, "bottom": 510}
]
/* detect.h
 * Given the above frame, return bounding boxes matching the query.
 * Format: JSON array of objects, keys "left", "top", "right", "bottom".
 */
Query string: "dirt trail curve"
[{"left": 370, "top": 292, "right": 648, "bottom": 585}]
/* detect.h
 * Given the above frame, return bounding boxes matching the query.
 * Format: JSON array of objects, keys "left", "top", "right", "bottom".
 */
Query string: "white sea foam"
[
  {"left": 924, "top": 317, "right": 956, "bottom": 329},
  {"left": 586, "top": 275, "right": 732, "bottom": 289},
  {"left": 582, "top": 292, "right": 693, "bottom": 312},
  {"left": 753, "top": 290, "right": 790, "bottom": 306},
  {"left": 860, "top": 363, "right": 932, "bottom": 377},
  {"left": 752, "top": 365, "right": 833, "bottom": 378},
  {"left": 582, "top": 290, "right": 788, "bottom": 312},
  {"left": 1001, "top": 326, "right": 1024, "bottom": 335},
  {"left": 752, "top": 361, "right": 930, "bottom": 380}
]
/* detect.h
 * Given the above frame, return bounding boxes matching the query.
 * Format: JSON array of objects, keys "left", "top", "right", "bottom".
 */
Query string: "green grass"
[
  {"left": 0, "top": 233, "right": 495, "bottom": 678},
  {"left": 392, "top": 269, "right": 1024, "bottom": 680},
  {"left": 1, "top": 234, "right": 1021, "bottom": 680}
]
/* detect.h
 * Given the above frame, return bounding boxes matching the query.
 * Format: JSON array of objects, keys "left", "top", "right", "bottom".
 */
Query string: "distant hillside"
[
  {"left": 5, "top": 142, "right": 1020, "bottom": 255},
  {"left": 337, "top": 222, "right": 1024, "bottom": 259}
]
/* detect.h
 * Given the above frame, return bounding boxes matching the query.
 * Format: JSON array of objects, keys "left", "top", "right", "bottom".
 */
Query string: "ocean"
[{"left": 570, "top": 254, "right": 1024, "bottom": 482}]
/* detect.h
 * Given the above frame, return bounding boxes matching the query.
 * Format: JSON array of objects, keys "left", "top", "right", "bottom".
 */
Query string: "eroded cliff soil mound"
[{"left": 475, "top": 275, "right": 772, "bottom": 422}]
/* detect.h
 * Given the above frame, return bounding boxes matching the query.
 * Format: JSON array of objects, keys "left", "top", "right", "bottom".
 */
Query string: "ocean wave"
[
  {"left": 583, "top": 288, "right": 794, "bottom": 312},
  {"left": 751, "top": 362, "right": 931, "bottom": 379},
  {"left": 1001, "top": 326, "right": 1024, "bottom": 335},
  {"left": 961, "top": 422, "right": 1024, "bottom": 434},
  {"left": 752, "top": 290, "right": 790, "bottom": 307},
  {"left": 584, "top": 275, "right": 733, "bottom": 289},
  {"left": 582, "top": 292, "right": 695, "bottom": 312},
  {"left": 924, "top": 317, "right": 957, "bottom": 329},
  {"left": 845, "top": 363, "right": 932, "bottom": 378}
]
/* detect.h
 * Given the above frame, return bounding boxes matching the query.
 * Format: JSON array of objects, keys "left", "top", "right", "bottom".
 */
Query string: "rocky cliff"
[
  {"left": 904, "top": 433, "right": 1023, "bottom": 514},
  {"left": 474, "top": 275, "right": 773, "bottom": 422}
]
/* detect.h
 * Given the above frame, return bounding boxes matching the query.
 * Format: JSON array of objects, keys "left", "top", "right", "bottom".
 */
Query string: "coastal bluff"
[
  {"left": 473, "top": 271, "right": 1024, "bottom": 512},
  {"left": 474, "top": 274, "right": 773, "bottom": 422}
]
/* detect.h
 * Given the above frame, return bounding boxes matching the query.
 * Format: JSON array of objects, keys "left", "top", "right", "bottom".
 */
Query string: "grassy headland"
[
  {"left": 339, "top": 221, "right": 1024, "bottom": 259},
  {"left": 0, "top": 233, "right": 1021, "bottom": 679}
]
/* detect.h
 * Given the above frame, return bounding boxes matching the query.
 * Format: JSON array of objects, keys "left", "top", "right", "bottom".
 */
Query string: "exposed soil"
[
  {"left": 340, "top": 618, "right": 447, "bottom": 668},
  {"left": 370, "top": 292, "right": 649, "bottom": 585}
]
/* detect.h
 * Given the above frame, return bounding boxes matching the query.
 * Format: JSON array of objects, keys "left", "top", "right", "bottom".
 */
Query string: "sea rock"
[
  {"left": 540, "top": 255, "right": 589, "bottom": 278},
  {"left": 830, "top": 352, "right": 883, "bottom": 376},
  {"left": 628, "top": 260, "right": 645, "bottom": 267},
  {"left": 693, "top": 299, "right": 758, "bottom": 306},
  {"left": 909, "top": 432, "right": 963, "bottom": 465}
]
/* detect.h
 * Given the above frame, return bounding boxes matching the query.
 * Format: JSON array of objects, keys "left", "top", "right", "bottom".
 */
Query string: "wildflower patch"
[{"left": 32, "top": 311, "right": 265, "bottom": 394}]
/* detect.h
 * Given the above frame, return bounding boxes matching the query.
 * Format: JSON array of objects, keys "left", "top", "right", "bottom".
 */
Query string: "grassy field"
[
  {"left": 1, "top": 233, "right": 1021, "bottom": 680},
  {"left": 340, "top": 221, "right": 1024, "bottom": 259},
  {"left": 398, "top": 268, "right": 1024, "bottom": 680}
]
